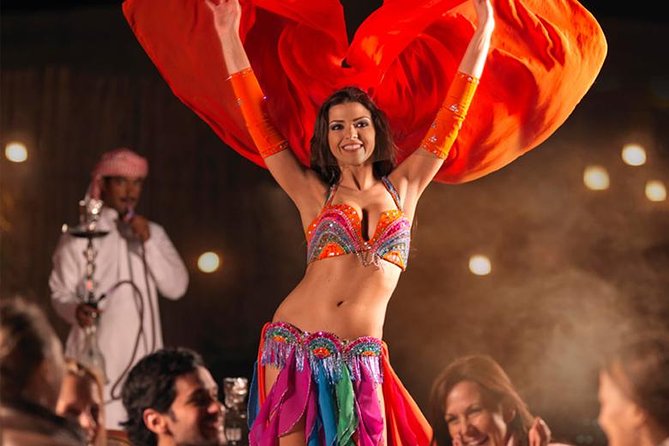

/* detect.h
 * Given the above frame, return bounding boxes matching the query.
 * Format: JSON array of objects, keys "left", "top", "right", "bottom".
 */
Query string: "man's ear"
[
  {"left": 629, "top": 402, "right": 648, "bottom": 429},
  {"left": 143, "top": 408, "right": 169, "bottom": 435}
]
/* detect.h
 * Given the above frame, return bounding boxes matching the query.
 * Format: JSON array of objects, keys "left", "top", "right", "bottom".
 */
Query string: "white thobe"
[{"left": 49, "top": 207, "right": 189, "bottom": 429}]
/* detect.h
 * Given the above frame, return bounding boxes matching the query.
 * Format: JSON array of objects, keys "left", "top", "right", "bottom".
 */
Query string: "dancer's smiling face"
[
  {"left": 327, "top": 101, "right": 376, "bottom": 168},
  {"left": 444, "top": 380, "right": 512, "bottom": 446}
]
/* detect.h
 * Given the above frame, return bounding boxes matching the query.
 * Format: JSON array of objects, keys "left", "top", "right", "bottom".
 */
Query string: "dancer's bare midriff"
[{"left": 272, "top": 254, "right": 401, "bottom": 340}]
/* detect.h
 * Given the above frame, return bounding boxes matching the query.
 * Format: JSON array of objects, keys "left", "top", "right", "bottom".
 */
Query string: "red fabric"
[
  {"left": 122, "top": 0, "right": 606, "bottom": 183},
  {"left": 381, "top": 343, "right": 433, "bottom": 445}
]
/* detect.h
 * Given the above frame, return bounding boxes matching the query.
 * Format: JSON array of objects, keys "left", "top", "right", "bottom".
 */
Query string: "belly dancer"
[
  {"left": 121, "top": 0, "right": 607, "bottom": 443},
  {"left": 212, "top": 1, "right": 492, "bottom": 444}
]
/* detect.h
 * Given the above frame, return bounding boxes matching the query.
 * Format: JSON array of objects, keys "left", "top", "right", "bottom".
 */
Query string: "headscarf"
[{"left": 87, "top": 148, "right": 149, "bottom": 199}]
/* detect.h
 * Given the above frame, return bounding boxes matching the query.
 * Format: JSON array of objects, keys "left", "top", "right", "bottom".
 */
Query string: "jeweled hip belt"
[{"left": 260, "top": 321, "right": 383, "bottom": 384}]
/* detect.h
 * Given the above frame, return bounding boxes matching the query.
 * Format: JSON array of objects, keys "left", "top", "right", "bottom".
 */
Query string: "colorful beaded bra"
[{"left": 306, "top": 177, "right": 411, "bottom": 270}]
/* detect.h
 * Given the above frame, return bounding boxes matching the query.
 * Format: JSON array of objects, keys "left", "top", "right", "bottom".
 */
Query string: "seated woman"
[
  {"left": 597, "top": 331, "right": 669, "bottom": 446},
  {"left": 56, "top": 359, "right": 106, "bottom": 446},
  {"left": 430, "top": 355, "right": 569, "bottom": 446}
]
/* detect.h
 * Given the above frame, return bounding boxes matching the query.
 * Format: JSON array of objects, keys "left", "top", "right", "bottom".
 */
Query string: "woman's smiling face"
[
  {"left": 327, "top": 101, "right": 376, "bottom": 168},
  {"left": 444, "top": 380, "right": 511, "bottom": 446}
]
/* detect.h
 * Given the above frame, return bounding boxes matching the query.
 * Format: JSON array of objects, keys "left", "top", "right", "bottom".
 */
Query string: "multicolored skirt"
[{"left": 247, "top": 322, "right": 432, "bottom": 446}]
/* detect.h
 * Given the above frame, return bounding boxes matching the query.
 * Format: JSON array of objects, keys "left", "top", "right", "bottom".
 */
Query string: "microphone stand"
[{"left": 63, "top": 197, "right": 110, "bottom": 383}]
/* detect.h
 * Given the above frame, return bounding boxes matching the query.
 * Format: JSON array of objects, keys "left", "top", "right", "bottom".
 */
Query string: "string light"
[
  {"left": 621, "top": 143, "right": 646, "bottom": 166},
  {"left": 197, "top": 251, "right": 221, "bottom": 273},
  {"left": 5, "top": 141, "right": 28, "bottom": 163},
  {"left": 645, "top": 180, "right": 667, "bottom": 202},
  {"left": 583, "top": 165, "right": 610, "bottom": 190},
  {"left": 468, "top": 255, "right": 491, "bottom": 276}
]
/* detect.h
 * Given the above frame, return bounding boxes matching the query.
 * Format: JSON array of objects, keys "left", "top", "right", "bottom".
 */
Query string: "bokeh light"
[
  {"left": 468, "top": 255, "right": 492, "bottom": 276},
  {"left": 645, "top": 180, "right": 667, "bottom": 202},
  {"left": 197, "top": 251, "right": 221, "bottom": 273},
  {"left": 621, "top": 143, "right": 646, "bottom": 166},
  {"left": 5, "top": 141, "right": 28, "bottom": 163},
  {"left": 583, "top": 165, "right": 610, "bottom": 190}
]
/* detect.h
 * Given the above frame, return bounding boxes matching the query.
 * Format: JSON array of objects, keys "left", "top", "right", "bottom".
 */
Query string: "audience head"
[
  {"left": 56, "top": 358, "right": 106, "bottom": 446},
  {"left": 598, "top": 330, "right": 669, "bottom": 446},
  {"left": 121, "top": 347, "right": 225, "bottom": 446},
  {"left": 0, "top": 296, "right": 65, "bottom": 409},
  {"left": 429, "top": 354, "right": 535, "bottom": 446}
]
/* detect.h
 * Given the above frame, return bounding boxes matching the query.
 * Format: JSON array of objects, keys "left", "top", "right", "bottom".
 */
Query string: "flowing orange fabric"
[{"left": 122, "top": 0, "right": 606, "bottom": 183}]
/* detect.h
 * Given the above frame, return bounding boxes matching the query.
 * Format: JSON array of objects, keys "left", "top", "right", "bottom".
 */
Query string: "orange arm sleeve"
[
  {"left": 227, "top": 68, "right": 288, "bottom": 158},
  {"left": 419, "top": 72, "right": 479, "bottom": 159}
]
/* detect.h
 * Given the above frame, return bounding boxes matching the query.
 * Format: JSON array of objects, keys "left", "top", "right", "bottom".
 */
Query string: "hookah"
[
  {"left": 223, "top": 377, "right": 249, "bottom": 446},
  {"left": 62, "top": 196, "right": 110, "bottom": 383}
]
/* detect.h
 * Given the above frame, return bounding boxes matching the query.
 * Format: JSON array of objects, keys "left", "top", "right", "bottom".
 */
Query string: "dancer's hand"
[
  {"left": 208, "top": 0, "right": 251, "bottom": 74},
  {"left": 206, "top": 0, "right": 242, "bottom": 36},
  {"left": 528, "top": 417, "right": 551, "bottom": 446},
  {"left": 473, "top": 0, "right": 494, "bottom": 30}
]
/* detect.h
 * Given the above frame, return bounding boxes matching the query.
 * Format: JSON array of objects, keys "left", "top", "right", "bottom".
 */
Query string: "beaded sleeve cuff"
[
  {"left": 227, "top": 68, "right": 289, "bottom": 158},
  {"left": 419, "top": 72, "right": 479, "bottom": 159}
]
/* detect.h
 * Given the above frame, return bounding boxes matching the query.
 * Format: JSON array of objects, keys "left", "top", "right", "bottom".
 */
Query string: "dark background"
[{"left": 2, "top": 1, "right": 668, "bottom": 445}]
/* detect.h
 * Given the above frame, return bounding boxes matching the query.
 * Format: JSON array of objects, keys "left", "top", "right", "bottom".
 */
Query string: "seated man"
[
  {"left": 0, "top": 296, "right": 85, "bottom": 446},
  {"left": 121, "top": 347, "right": 226, "bottom": 446}
]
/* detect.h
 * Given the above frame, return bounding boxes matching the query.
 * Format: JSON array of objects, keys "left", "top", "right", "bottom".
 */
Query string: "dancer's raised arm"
[
  {"left": 392, "top": 0, "right": 494, "bottom": 208},
  {"left": 206, "top": 0, "right": 325, "bottom": 213}
]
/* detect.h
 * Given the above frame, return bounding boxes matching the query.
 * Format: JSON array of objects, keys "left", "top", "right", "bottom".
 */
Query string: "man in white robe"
[{"left": 50, "top": 148, "right": 189, "bottom": 429}]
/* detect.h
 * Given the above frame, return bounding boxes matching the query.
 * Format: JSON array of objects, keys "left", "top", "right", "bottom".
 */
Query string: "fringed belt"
[{"left": 261, "top": 321, "right": 384, "bottom": 384}]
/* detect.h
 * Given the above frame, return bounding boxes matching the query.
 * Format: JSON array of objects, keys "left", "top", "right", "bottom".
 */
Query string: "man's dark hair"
[
  {"left": 0, "top": 296, "right": 62, "bottom": 403},
  {"left": 121, "top": 347, "right": 204, "bottom": 446}
]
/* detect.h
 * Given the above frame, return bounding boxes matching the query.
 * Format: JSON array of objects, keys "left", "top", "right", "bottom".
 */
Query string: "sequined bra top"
[{"left": 306, "top": 177, "right": 411, "bottom": 270}]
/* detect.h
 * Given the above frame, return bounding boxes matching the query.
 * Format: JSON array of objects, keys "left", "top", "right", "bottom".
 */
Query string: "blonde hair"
[{"left": 63, "top": 358, "right": 107, "bottom": 446}]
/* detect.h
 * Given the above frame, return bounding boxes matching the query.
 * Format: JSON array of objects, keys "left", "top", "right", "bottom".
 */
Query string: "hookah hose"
[
  {"left": 125, "top": 208, "right": 157, "bottom": 353},
  {"left": 140, "top": 241, "right": 157, "bottom": 354},
  {"left": 101, "top": 276, "right": 145, "bottom": 403},
  {"left": 107, "top": 239, "right": 157, "bottom": 402}
]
